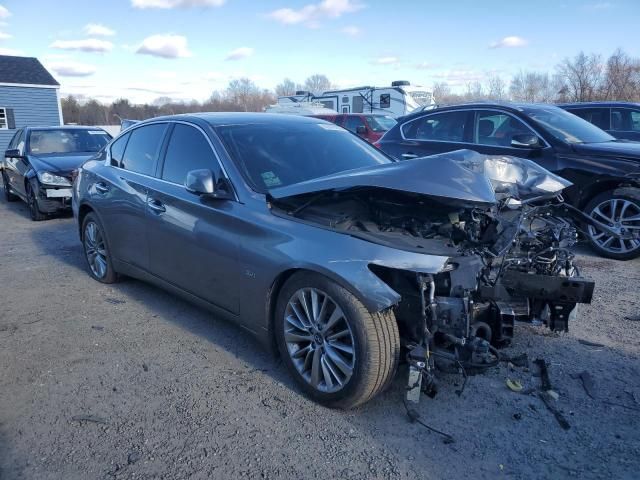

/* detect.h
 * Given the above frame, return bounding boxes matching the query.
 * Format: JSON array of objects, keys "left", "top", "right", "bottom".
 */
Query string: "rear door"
[
  {"left": 145, "top": 122, "right": 241, "bottom": 315},
  {"left": 387, "top": 110, "right": 473, "bottom": 160},
  {"left": 97, "top": 123, "right": 168, "bottom": 271},
  {"left": 468, "top": 109, "right": 558, "bottom": 172},
  {"left": 611, "top": 107, "right": 640, "bottom": 141}
]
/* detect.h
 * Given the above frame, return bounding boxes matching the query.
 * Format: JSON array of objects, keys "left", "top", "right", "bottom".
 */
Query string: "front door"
[
  {"left": 146, "top": 123, "right": 241, "bottom": 315},
  {"left": 468, "top": 110, "right": 558, "bottom": 172},
  {"left": 611, "top": 107, "right": 640, "bottom": 141}
]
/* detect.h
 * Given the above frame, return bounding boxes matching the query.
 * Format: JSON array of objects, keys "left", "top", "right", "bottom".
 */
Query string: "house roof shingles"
[{"left": 0, "top": 55, "right": 59, "bottom": 87}]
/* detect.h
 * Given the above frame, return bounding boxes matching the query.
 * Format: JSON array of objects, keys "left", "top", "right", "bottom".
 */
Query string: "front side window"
[
  {"left": 402, "top": 111, "right": 468, "bottom": 142},
  {"left": 523, "top": 105, "right": 614, "bottom": 144},
  {"left": 215, "top": 121, "right": 391, "bottom": 193},
  {"left": 121, "top": 123, "right": 167, "bottom": 175},
  {"left": 611, "top": 108, "right": 640, "bottom": 132},
  {"left": 28, "top": 129, "right": 111, "bottom": 155},
  {"left": 474, "top": 111, "right": 536, "bottom": 147},
  {"left": 0, "top": 108, "right": 7, "bottom": 129},
  {"left": 161, "top": 124, "right": 218, "bottom": 185},
  {"left": 380, "top": 94, "right": 391, "bottom": 109},
  {"left": 343, "top": 116, "right": 365, "bottom": 133}
]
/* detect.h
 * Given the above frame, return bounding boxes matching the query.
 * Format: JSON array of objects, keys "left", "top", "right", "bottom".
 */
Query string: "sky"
[{"left": 0, "top": 0, "right": 638, "bottom": 104}]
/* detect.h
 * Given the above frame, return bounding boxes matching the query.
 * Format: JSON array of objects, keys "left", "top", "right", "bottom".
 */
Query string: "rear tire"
[
  {"left": 585, "top": 188, "right": 640, "bottom": 260},
  {"left": 2, "top": 172, "right": 18, "bottom": 202},
  {"left": 26, "top": 180, "right": 46, "bottom": 221},
  {"left": 82, "top": 212, "right": 118, "bottom": 283},
  {"left": 275, "top": 271, "right": 400, "bottom": 409}
]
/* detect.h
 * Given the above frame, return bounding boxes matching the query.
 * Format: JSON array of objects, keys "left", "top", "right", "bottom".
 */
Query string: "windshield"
[
  {"left": 522, "top": 106, "right": 615, "bottom": 144},
  {"left": 215, "top": 122, "right": 392, "bottom": 193},
  {"left": 366, "top": 115, "right": 397, "bottom": 132},
  {"left": 28, "top": 129, "right": 111, "bottom": 155}
]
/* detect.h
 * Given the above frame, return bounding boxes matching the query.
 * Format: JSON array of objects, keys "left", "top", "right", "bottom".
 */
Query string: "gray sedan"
[{"left": 73, "top": 113, "right": 594, "bottom": 408}]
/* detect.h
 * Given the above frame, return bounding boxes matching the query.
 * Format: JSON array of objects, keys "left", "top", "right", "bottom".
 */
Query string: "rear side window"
[
  {"left": 402, "top": 111, "right": 468, "bottom": 142},
  {"left": 110, "top": 132, "right": 130, "bottom": 167},
  {"left": 343, "top": 116, "right": 365, "bottom": 133},
  {"left": 121, "top": 124, "right": 167, "bottom": 175},
  {"left": 568, "top": 108, "right": 610, "bottom": 130},
  {"left": 161, "top": 124, "right": 219, "bottom": 185}
]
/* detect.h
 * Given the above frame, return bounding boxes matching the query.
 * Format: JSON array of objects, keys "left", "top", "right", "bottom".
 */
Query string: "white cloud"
[
  {"left": 0, "top": 46, "right": 21, "bottom": 56},
  {"left": 49, "top": 60, "right": 97, "bottom": 77},
  {"left": 371, "top": 56, "right": 399, "bottom": 65},
  {"left": 414, "top": 62, "right": 438, "bottom": 70},
  {"left": 84, "top": 23, "right": 116, "bottom": 37},
  {"left": 224, "top": 47, "right": 254, "bottom": 61},
  {"left": 489, "top": 36, "right": 528, "bottom": 49},
  {"left": 0, "top": 31, "right": 11, "bottom": 40},
  {"left": 341, "top": 25, "right": 360, "bottom": 36},
  {"left": 584, "top": 2, "right": 613, "bottom": 10},
  {"left": 0, "top": 5, "right": 10, "bottom": 19},
  {"left": 132, "top": 0, "right": 225, "bottom": 8},
  {"left": 136, "top": 34, "right": 192, "bottom": 58},
  {"left": 268, "top": 0, "right": 363, "bottom": 27},
  {"left": 50, "top": 38, "right": 114, "bottom": 53}
]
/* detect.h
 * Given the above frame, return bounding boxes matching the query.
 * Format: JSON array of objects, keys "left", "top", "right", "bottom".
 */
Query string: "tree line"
[{"left": 62, "top": 49, "right": 640, "bottom": 125}]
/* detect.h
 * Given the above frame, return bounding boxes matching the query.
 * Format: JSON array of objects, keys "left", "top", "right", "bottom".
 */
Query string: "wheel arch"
[
  {"left": 576, "top": 177, "right": 636, "bottom": 210},
  {"left": 264, "top": 266, "right": 400, "bottom": 355}
]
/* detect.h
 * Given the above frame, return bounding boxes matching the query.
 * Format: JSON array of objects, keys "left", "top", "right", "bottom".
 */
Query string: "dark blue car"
[
  {"left": 558, "top": 101, "right": 640, "bottom": 141},
  {"left": 377, "top": 102, "right": 640, "bottom": 260},
  {"left": 1, "top": 126, "right": 111, "bottom": 220}
]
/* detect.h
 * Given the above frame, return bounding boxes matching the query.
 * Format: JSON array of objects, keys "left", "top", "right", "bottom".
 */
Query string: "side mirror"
[
  {"left": 356, "top": 125, "right": 367, "bottom": 135},
  {"left": 4, "top": 148, "right": 22, "bottom": 158},
  {"left": 511, "top": 134, "right": 541, "bottom": 149},
  {"left": 185, "top": 169, "right": 232, "bottom": 199}
]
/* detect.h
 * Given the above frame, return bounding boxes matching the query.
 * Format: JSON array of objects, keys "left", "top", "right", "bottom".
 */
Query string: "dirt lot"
[{"left": 0, "top": 198, "right": 639, "bottom": 480}]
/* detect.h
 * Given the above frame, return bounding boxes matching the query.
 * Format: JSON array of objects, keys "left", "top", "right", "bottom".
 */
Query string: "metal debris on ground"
[{"left": 506, "top": 379, "right": 524, "bottom": 392}]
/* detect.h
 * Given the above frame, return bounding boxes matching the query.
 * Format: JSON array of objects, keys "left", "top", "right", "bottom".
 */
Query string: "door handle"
[
  {"left": 147, "top": 199, "right": 166, "bottom": 213},
  {"left": 95, "top": 182, "right": 109, "bottom": 194},
  {"left": 401, "top": 153, "right": 419, "bottom": 159}
]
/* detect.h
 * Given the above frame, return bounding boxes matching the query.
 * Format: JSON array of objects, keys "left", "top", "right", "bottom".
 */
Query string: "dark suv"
[
  {"left": 377, "top": 102, "right": 640, "bottom": 259},
  {"left": 311, "top": 113, "right": 396, "bottom": 143},
  {"left": 558, "top": 102, "right": 640, "bottom": 141}
]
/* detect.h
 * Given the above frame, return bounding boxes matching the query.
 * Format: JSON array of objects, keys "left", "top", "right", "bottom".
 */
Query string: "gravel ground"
[{"left": 0, "top": 198, "right": 639, "bottom": 480}]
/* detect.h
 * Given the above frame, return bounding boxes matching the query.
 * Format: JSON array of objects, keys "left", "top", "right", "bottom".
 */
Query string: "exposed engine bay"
[{"left": 269, "top": 152, "right": 610, "bottom": 402}]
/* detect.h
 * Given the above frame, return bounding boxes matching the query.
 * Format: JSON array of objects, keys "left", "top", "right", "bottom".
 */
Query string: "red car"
[{"left": 311, "top": 113, "right": 397, "bottom": 143}]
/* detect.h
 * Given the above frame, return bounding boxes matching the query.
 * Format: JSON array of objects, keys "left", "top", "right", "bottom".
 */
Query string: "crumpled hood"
[
  {"left": 269, "top": 149, "right": 571, "bottom": 206},
  {"left": 269, "top": 149, "right": 499, "bottom": 206},
  {"left": 28, "top": 153, "right": 95, "bottom": 175}
]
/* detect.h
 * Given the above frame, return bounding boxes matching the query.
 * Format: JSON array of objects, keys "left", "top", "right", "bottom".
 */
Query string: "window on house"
[
  {"left": 380, "top": 94, "right": 391, "bottom": 109},
  {"left": 0, "top": 108, "right": 7, "bottom": 129}
]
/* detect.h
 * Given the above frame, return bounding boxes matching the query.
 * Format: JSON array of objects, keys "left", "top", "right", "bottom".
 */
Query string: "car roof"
[
  {"left": 141, "top": 112, "right": 328, "bottom": 127},
  {"left": 26, "top": 125, "right": 109, "bottom": 131},
  {"left": 557, "top": 101, "right": 640, "bottom": 108},
  {"left": 399, "top": 101, "right": 550, "bottom": 123}
]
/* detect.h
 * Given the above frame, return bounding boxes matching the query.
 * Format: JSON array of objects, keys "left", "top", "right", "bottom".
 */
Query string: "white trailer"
[{"left": 276, "top": 81, "right": 434, "bottom": 118}]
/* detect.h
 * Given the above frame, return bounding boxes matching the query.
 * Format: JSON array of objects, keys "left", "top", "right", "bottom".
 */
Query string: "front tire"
[
  {"left": 585, "top": 188, "right": 640, "bottom": 260},
  {"left": 275, "top": 272, "right": 399, "bottom": 409},
  {"left": 26, "top": 180, "right": 46, "bottom": 221},
  {"left": 82, "top": 212, "right": 118, "bottom": 283}
]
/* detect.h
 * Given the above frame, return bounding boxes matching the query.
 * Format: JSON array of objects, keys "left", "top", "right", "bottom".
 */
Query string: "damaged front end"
[{"left": 269, "top": 150, "right": 599, "bottom": 401}]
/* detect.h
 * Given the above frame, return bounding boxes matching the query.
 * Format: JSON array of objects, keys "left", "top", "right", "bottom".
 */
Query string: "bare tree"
[
  {"left": 432, "top": 82, "right": 450, "bottom": 103},
  {"left": 556, "top": 51, "right": 603, "bottom": 102},
  {"left": 509, "top": 71, "right": 558, "bottom": 102},
  {"left": 226, "top": 78, "right": 261, "bottom": 111},
  {"left": 486, "top": 75, "right": 507, "bottom": 100},
  {"left": 601, "top": 48, "right": 640, "bottom": 101},
  {"left": 275, "top": 78, "right": 298, "bottom": 97},
  {"left": 463, "top": 81, "right": 485, "bottom": 101},
  {"left": 304, "top": 74, "right": 332, "bottom": 95}
]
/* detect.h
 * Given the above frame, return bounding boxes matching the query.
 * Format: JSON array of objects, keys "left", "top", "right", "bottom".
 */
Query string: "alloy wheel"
[
  {"left": 283, "top": 288, "right": 356, "bottom": 393},
  {"left": 588, "top": 198, "right": 640, "bottom": 255},
  {"left": 84, "top": 221, "right": 108, "bottom": 279},
  {"left": 27, "top": 184, "right": 38, "bottom": 219}
]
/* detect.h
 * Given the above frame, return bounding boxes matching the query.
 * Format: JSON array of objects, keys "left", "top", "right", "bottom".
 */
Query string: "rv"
[{"left": 276, "top": 81, "right": 434, "bottom": 118}]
